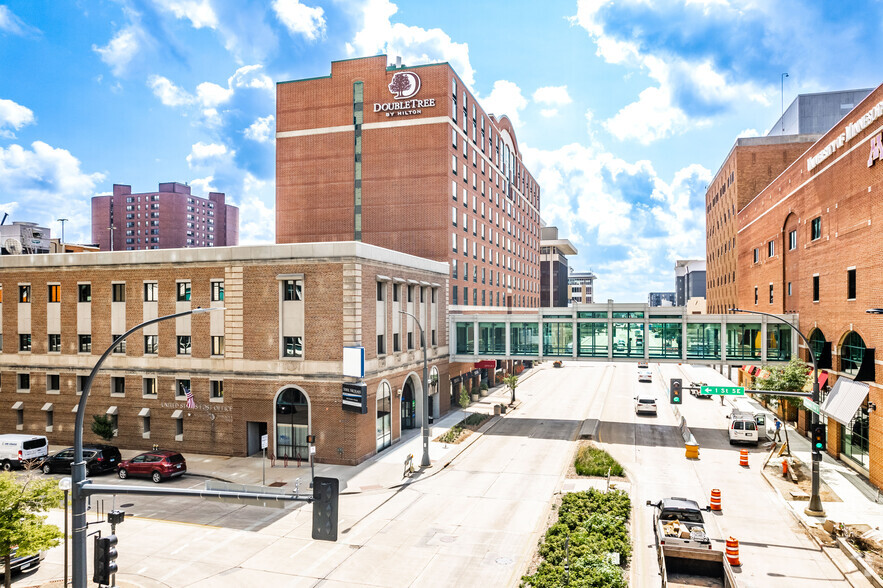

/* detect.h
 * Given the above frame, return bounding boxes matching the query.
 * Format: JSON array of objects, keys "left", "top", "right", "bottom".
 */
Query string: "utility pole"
[
  {"left": 57, "top": 218, "right": 68, "bottom": 245},
  {"left": 399, "top": 310, "right": 431, "bottom": 467},
  {"left": 781, "top": 73, "right": 789, "bottom": 133},
  {"left": 108, "top": 225, "right": 116, "bottom": 252}
]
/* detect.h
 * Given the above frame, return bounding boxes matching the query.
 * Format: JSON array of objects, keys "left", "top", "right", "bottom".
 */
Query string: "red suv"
[{"left": 117, "top": 451, "right": 186, "bottom": 483}]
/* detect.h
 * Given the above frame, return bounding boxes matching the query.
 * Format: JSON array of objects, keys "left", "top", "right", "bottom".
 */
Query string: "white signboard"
[
  {"left": 343, "top": 346, "right": 365, "bottom": 378},
  {"left": 261, "top": 434, "right": 268, "bottom": 450}
]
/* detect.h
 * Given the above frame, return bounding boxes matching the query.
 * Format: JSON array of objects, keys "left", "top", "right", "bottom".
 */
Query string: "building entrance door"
[
  {"left": 276, "top": 388, "right": 309, "bottom": 460},
  {"left": 401, "top": 379, "right": 416, "bottom": 430},
  {"left": 246, "top": 421, "right": 268, "bottom": 456}
]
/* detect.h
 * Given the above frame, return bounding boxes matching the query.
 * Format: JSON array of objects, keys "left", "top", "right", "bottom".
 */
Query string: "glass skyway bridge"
[{"left": 450, "top": 303, "right": 798, "bottom": 365}]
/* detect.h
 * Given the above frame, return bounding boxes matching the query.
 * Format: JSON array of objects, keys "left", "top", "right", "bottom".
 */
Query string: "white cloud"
[
  {"left": 540, "top": 108, "right": 558, "bottom": 118},
  {"left": 273, "top": 0, "right": 326, "bottom": 41},
  {"left": 93, "top": 26, "right": 143, "bottom": 77},
  {"left": 228, "top": 65, "right": 274, "bottom": 92},
  {"left": 737, "top": 127, "right": 760, "bottom": 138},
  {"left": 151, "top": 0, "right": 218, "bottom": 29},
  {"left": 346, "top": 0, "right": 475, "bottom": 87},
  {"left": 195, "top": 81, "right": 234, "bottom": 107},
  {"left": 235, "top": 173, "right": 275, "bottom": 245},
  {"left": 533, "top": 85, "right": 572, "bottom": 106},
  {"left": 0, "top": 99, "right": 35, "bottom": 138},
  {"left": 189, "top": 175, "right": 218, "bottom": 195},
  {"left": 148, "top": 75, "right": 195, "bottom": 107},
  {"left": 604, "top": 86, "right": 689, "bottom": 144},
  {"left": 186, "top": 142, "right": 233, "bottom": 168},
  {"left": 245, "top": 115, "right": 275, "bottom": 143},
  {"left": 0, "top": 6, "right": 38, "bottom": 36},
  {"left": 481, "top": 80, "right": 528, "bottom": 128}
]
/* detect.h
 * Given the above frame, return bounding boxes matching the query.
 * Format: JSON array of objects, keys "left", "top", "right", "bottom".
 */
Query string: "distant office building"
[
  {"left": 648, "top": 292, "right": 676, "bottom": 307},
  {"left": 0, "top": 222, "right": 51, "bottom": 254},
  {"left": 91, "top": 183, "right": 239, "bottom": 252},
  {"left": 675, "top": 260, "right": 706, "bottom": 307},
  {"left": 540, "top": 226, "right": 577, "bottom": 308},
  {"left": 568, "top": 270, "right": 597, "bottom": 304},
  {"left": 767, "top": 89, "right": 873, "bottom": 136}
]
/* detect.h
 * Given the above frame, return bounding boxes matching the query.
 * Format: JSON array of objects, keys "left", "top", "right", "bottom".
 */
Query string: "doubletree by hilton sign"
[{"left": 373, "top": 71, "right": 436, "bottom": 117}]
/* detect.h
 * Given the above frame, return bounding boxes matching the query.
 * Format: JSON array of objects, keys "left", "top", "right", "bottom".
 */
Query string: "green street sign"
[
  {"left": 803, "top": 398, "right": 820, "bottom": 415},
  {"left": 699, "top": 385, "right": 745, "bottom": 396}
]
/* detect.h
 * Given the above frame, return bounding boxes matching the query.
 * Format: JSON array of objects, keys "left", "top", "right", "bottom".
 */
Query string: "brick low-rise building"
[
  {"left": 737, "top": 82, "right": 883, "bottom": 486},
  {"left": 0, "top": 242, "right": 449, "bottom": 465}
]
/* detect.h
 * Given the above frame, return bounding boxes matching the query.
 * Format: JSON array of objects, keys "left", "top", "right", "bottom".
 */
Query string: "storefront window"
[
  {"left": 276, "top": 388, "right": 309, "bottom": 460},
  {"left": 842, "top": 405, "right": 870, "bottom": 468},
  {"left": 376, "top": 381, "right": 392, "bottom": 452},
  {"left": 478, "top": 322, "right": 506, "bottom": 354},
  {"left": 726, "top": 323, "right": 761, "bottom": 360},
  {"left": 510, "top": 322, "right": 539, "bottom": 356},
  {"left": 577, "top": 322, "right": 608, "bottom": 357},
  {"left": 649, "top": 323, "right": 682, "bottom": 358},
  {"left": 456, "top": 322, "right": 474, "bottom": 354},
  {"left": 841, "top": 331, "right": 866, "bottom": 376},
  {"left": 686, "top": 323, "right": 721, "bottom": 360},
  {"left": 543, "top": 322, "right": 573, "bottom": 356},
  {"left": 765, "top": 324, "right": 792, "bottom": 361},
  {"left": 577, "top": 311, "right": 607, "bottom": 318},
  {"left": 612, "top": 322, "right": 644, "bottom": 358}
]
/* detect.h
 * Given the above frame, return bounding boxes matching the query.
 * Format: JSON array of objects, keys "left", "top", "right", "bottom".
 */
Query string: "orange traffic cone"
[
  {"left": 710, "top": 488, "right": 722, "bottom": 511},
  {"left": 739, "top": 449, "right": 749, "bottom": 467},
  {"left": 726, "top": 536, "right": 741, "bottom": 566},
  {"left": 782, "top": 460, "right": 788, "bottom": 476}
]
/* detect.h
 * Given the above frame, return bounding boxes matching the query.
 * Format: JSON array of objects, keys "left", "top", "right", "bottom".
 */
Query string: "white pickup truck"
[{"left": 648, "top": 497, "right": 712, "bottom": 550}]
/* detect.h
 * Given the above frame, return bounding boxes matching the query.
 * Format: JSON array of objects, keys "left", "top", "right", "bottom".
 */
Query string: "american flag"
[{"left": 184, "top": 386, "right": 196, "bottom": 409}]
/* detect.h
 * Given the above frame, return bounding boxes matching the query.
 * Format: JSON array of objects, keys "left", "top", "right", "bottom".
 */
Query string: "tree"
[
  {"left": 753, "top": 358, "right": 810, "bottom": 456},
  {"left": 0, "top": 473, "right": 63, "bottom": 588},
  {"left": 91, "top": 414, "right": 115, "bottom": 441},
  {"left": 503, "top": 373, "right": 520, "bottom": 405}
]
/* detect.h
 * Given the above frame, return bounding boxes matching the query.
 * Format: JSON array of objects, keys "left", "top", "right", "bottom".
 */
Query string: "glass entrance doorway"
[
  {"left": 401, "top": 378, "right": 416, "bottom": 430},
  {"left": 276, "top": 388, "right": 309, "bottom": 460}
]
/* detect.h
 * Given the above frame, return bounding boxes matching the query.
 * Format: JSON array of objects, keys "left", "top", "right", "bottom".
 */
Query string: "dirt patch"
[{"left": 763, "top": 455, "right": 841, "bottom": 502}]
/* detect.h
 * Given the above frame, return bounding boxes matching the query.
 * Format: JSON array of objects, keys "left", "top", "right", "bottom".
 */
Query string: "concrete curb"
[{"left": 838, "top": 537, "right": 883, "bottom": 588}]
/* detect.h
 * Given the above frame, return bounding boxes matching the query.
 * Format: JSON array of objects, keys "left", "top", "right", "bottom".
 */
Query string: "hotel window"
[
  {"left": 112, "top": 335, "right": 125, "bottom": 354},
  {"left": 811, "top": 216, "right": 821, "bottom": 240},
  {"left": 211, "top": 281, "right": 224, "bottom": 301},
  {"left": 177, "top": 281, "right": 191, "bottom": 301},
  {"left": 48, "top": 334, "right": 61, "bottom": 353},
  {"left": 452, "top": 155, "right": 457, "bottom": 173},
  {"left": 211, "top": 336, "right": 225, "bottom": 356},
  {"left": 462, "top": 212, "right": 466, "bottom": 229},
  {"left": 78, "top": 284, "right": 91, "bottom": 302},
  {"left": 112, "top": 283, "right": 126, "bottom": 302},
  {"left": 143, "top": 377, "right": 157, "bottom": 397},
  {"left": 377, "top": 332, "right": 386, "bottom": 355},
  {"left": 452, "top": 128, "right": 457, "bottom": 147},
  {"left": 407, "top": 332, "right": 413, "bottom": 350},
  {"left": 144, "top": 282, "right": 158, "bottom": 302},
  {"left": 473, "top": 289, "right": 478, "bottom": 305},
  {"left": 47, "top": 284, "right": 60, "bottom": 303},
  {"left": 407, "top": 285, "right": 413, "bottom": 303},
  {"left": 452, "top": 180, "right": 457, "bottom": 200},
  {"left": 19, "top": 334, "right": 31, "bottom": 352},
  {"left": 753, "top": 248, "right": 759, "bottom": 263},
  {"left": 175, "top": 416, "right": 184, "bottom": 440},
  {"left": 847, "top": 268, "right": 856, "bottom": 300},
  {"left": 283, "top": 280, "right": 302, "bottom": 301},
  {"left": 463, "top": 262, "right": 468, "bottom": 282},
  {"left": 452, "top": 259, "right": 458, "bottom": 279},
  {"left": 210, "top": 380, "right": 223, "bottom": 400},
  {"left": 176, "top": 335, "right": 191, "bottom": 355},
  {"left": 813, "top": 275, "right": 820, "bottom": 302},
  {"left": 769, "top": 284, "right": 774, "bottom": 304},
  {"left": 452, "top": 233, "right": 457, "bottom": 252},
  {"left": 393, "top": 333, "right": 400, "bottom": 352},
  {"left": 176, "top": 379, "right": 190, "bottom": 399},
  {"left": 787, "top": 282, "right": 792, "bottom": 296},
  {"left": 393, "top": 284, "right": 399, "bottom": 302},
  {"left": 754, "top": 287, "right": 758, "bottom": 305},
  {"left": 452, "top": 79, "right": 457, "bottom": 121},
  {"left": 78, "top": 335, "right": 91, "bottom": 353},
  {"left": 144, "top": 335, "right": 158, "bottom": 355},
  {"left": 452, "top": 288, "right": 458, "bottom": 305},
  {"left": 45, "top": 408, "right": 53, "bottom": 431},
  {"left": 283, "top": 336, "right": 303, "bottom": 358},
  {"left": 452, "top": 207, "right": 457, "bottom": 226},
  {"left": 111, "top": 376, "right": 125, "bottom": 396},
  {"left": 463, "top": 287, "right": 468, "bottom": 306},
  {"left": 19, "top": 285, "right": 30, "bottom": 303},
  {"left": 472, "top": 218, "right": 476, "bottom": 235},
  {"left": 789, "top": 230, "right": 797, "bottom": 250},
  {"left": 18, "top": 373, "right": 29, "bottom": 392},
  {"left": 767, "top": 241, "right": 774, "bottom": 257}
]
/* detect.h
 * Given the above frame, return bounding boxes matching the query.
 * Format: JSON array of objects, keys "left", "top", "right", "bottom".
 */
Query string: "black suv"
[{"left": 40, "top": 444, "right": 122, "bottom": 475}]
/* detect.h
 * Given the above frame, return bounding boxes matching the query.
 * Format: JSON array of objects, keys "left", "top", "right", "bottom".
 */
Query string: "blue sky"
[{"left": 1, "top": 0, "right": 881, "bottom": 301}]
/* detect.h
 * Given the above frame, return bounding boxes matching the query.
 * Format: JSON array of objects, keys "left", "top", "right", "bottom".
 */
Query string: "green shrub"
[
  {"left": 480, "top": 381, "right": 489, "bottom": 391},
  {"left": 439, "top": 425, "right": 463, "bottom": 443},
  {"left": 458, "top": 386, "right": 470, "bottom": 408},
  {"left": 91, "top": 414, "right": 115, "bottom": 441},
  {"left": 574, "top": 446, "right": 624, "bottom": 477},
  {"left": 462, "top": 413, "right": 490, "bottom": 427}
]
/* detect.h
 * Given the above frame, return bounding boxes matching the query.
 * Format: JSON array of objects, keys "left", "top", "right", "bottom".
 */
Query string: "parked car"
[
  {"left": 637, "top": 361, "right": 649, "bottom": 369},
  {"left": 0, "top": 547, "right": 44, "bottom": 579},
  {"left": 40, "top": 444, "right": 121, "bottom": 475},
  {"left": 637, "top": 369, "right": 653, "bottom": 382},
  {"left": 118, "top": 450, "right": 187, "bottom": 483},
  {"left": 635, "top": 394, "right": 658, "bottom": 415}
]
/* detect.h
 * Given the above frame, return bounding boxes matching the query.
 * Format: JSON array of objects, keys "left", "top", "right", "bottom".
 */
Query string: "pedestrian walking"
[{"left": 774, "top": 418, "right": 782, "bottom": 442}]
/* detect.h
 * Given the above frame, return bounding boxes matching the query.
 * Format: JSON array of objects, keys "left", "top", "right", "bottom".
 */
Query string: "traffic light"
[
  {"left": 811, "top": 423, "right": 827, "bottom": 459},
  {"left": 670, "top": 378, "right": 682, "bottom": 405},
  {"left": 312, "top": 476, "right": 339, "bottom": 542},
  {"left": 93, "top": 534, "right": 118, "bottom": 585}
]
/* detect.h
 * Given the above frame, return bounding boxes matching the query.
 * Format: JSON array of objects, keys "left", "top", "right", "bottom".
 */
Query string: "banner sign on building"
[
  {"left": 808, "top": 99, "right": 883, "bottom": 172},
  {"left": 342, "top": 382, "right": 368, "bottom": 414}
]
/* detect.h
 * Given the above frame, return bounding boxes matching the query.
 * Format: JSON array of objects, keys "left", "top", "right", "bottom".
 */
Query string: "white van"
[
  {"left": 0, "top": 434, "right": 49, "bottom": 471},
  {"left": 727, "top": 413, "right": 759, "bottom": 445},
  {"left": 730, "top": 402, "right": 777, "bottom": 439}
]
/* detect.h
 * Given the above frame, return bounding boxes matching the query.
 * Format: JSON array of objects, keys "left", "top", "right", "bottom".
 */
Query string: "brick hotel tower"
[{"left": 276, "top": 56, "right": 542, "bottom": 308}]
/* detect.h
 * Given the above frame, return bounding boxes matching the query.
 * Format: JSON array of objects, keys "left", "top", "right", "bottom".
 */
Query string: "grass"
[
  {"left": 437, "top": 413, "right": 492, "bottom": 444},
  {"left": 575, "top": 445, "right": 624, "bottom": 477}
]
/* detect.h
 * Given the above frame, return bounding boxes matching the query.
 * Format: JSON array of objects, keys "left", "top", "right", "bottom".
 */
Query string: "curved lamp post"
[
  {"left": 730, "top": 308, "right": 824, "bottom": 516},
  {"left": 399, "top": 310, "right": 431, "bottom": 468},
  {"left": 72, "top": 307, "right": 221, "bottom": 588}
]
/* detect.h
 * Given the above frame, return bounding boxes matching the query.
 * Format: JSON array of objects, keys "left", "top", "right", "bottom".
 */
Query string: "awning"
[
  {"left": 106, "top": 406, "right": 119, "bottom": 415},
  {"left": 376, "top": 275, "right": 391, "bottom": 282},
  {"left": 818, "top": 371, "right": 829, "bottom": 389},
  {"left": 821, "top": 377, "right": 870, "bottom": 425},
  {"left": 11, "top": 402, "right": 23, "bottom": 410},
  {"left": 171, "top": 410, "right": 183, "bottom": 419},
  {"left": 71, "top": 405, "right": 79, "bottom": 413},
  {"left": 803, "top": 370, "right": 830, "bottom": 392},
  {"left": 41, "top": 403, "right": 53, "bottom": 411},
  {"left": 138, "top": 408, "right": 151, "bottom": 417},
  {"left": 742, "top": 365, "right": 754, "bottom": 373}
]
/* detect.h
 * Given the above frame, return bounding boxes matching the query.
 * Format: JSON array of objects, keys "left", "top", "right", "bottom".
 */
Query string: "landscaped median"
[{"left": 433, "top": 413, "right": 491, "bottom": 444}]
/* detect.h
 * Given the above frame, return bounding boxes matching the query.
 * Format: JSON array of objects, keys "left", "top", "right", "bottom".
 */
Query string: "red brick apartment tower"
[
  {"left": 737, "top": 82, "right": 883, "bottom": 487},
  {"left": 276, "top": 55, "right": 542, "bottom": 309},
  {"left": 91, "top": 183, "right": 240, "bottom": 251},
  {"left": 704, "top": 135, "right": 820, "bottom": 314}
]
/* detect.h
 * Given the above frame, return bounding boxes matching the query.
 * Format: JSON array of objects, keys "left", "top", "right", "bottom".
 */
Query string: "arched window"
[
  {"left": 376, "top": 382, "right": 391, "bottom": 452},
  {"left": 841, "top": 331, "right": 866, "bottom": 376},
  {"left": 809, "top": 328, "right": 826, "bottom": 360},
  {"left": 276, "top": 388, "right": 308, "bottom": 460}
]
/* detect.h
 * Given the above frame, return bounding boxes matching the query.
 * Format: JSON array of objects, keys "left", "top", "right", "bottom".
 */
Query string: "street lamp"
[
  {"left": 57, "top": 218, "right": 68, "bottom": 245},
  {"left": 730, "top": 308, "right": 824, "bottom": 516},
  {"left": 399, "top": 310, "right": 431, "bottom": 468},
  {"left": 72, "top": 307, "right": 222, "bottom": 588}
]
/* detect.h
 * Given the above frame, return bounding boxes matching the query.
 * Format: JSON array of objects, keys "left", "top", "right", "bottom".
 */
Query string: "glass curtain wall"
[
  {"left": 456, "top": 322, "right": 475, "bottom": 354},
  {"left": 686, "top": 324, "right": 721, "bottom": 360},
  {"left": 376, "top": 381, "right": 391, "bottom": 452},
  {"left": 765, "top": 324, "right": 792, "bottom": 361},
  {"left": 478, "top": 322, "right": 506, "bottom": 355},
  {"left": 649, "top": 323, "right": 682, "bottom": 358},
  {"left": 577, "top": 323, "right": 608, "bottom": 357},
  {"left": 612, "top": 322, "right": 644, "bottom": 358},
  {"left": 726, "top": 323, "right": 761, "bottom": 360},
  {"left": 543, "top": 322, "right": 573, "bottom": 356},
  {"left": 510, "top": 322, "right": 539, "bottom": 356}
]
